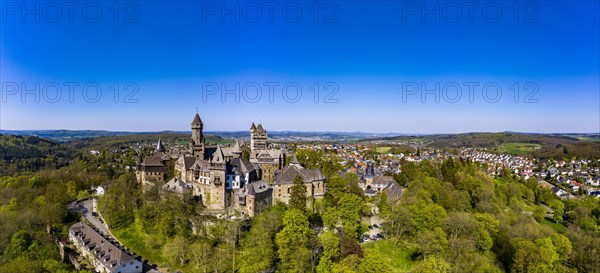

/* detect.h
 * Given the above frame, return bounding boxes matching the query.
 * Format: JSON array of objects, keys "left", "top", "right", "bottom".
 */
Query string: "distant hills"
[
  {"left": 0, "top": 129, "right": 406, "bottom": 142},
  {"left": 0, "top": 129, "right": 598, "bottom": 144},
  {"left": 1, "top": 130, "right": 598, "bottom": 160},
  {"left": 361, "top": 132, "right": 600, "bottom": 147}
]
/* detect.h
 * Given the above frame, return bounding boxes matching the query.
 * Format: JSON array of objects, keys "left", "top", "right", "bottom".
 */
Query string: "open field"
[
  {"left": 363, "top": 239, "right": 414, "bottom": 272},
  {"left": 541, "top": 218, "right": 568, "bottom": 233},
  {"left": 376, "top": 146, "right": 392, "bottom": 153},
  {"left": 497, "top": 143, "right": 542, "bottom": 155},
  {"left": 112, "top": 221, "right": 166, "bottom": 266}
]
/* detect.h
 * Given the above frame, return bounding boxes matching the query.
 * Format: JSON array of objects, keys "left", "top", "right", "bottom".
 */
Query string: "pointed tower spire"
[
  {"left": 156, "top": 139, "right": 165, "bottom": 152},
  {"left": 192, "top": 113, "right": 203, "bottom": 125},
  {"left": 233, "top": 139, "right": 242, "bottom": 152},
  {"left": 289, "top": 153, "right": 300, "bottom": 166}
]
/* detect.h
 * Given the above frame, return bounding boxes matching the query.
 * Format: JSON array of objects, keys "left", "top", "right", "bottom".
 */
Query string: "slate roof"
[
  {"left": 237, "top": 180, "right": 271, "bottom": 196},
  {"left": 142, "top": 156, "right": 164, "bottom": 167},
  {"left": 70, "top": 222, "right": 135, "bottom": 271},
  {"left": 256, "top": 123, "right": 266, "bottom": 133},
  {"left": 251, "top": 149, "right": 283, "bottom": 162},
  {"left": 384, "top": 182, "right": 403, "bottom": 199},
  {"left": 372, "top": 176, "right": 395, "bottom": 185},
  {"left": 211, "top": 146, "right": 225, "bottom": 163},
  {"left": 192, "top": 113, "right": 203, "bottom": 125},
  {"left": 221, "top": 145, "right": 242, "bottom": 157},
  {"left": 289, "top": 154, "right": 300, "bottom": 165},
  {"left": 273, "top": 164, "right": 324, "bottom": 185},
  {"left": 229, "top": 158, "right": 257, "bottom": 175},
  {"left": 183, "top": 155, "right": 197, "bottom": 169},
  {"left": 162, "top": 177, "right": 192, "bottom": 195},
  {"left": 190, "top": 160, "right": 209, "bottom": 172}
]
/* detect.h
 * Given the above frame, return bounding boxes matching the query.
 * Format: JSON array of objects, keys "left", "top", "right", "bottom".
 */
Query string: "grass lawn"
[
  {"left": 363, "top": 239, "right": 414, "bottom": 272},
  {"left": 112, "top": 221, "right": 166, "bottom": 266},
  {"left": 376, "top": 146, "right": 392, "bottom": 153},
  {"left": 495, "top": 177, "right": 508, "bottom": 188},
  {"left": 497, "top": 143, "right": 541, "bottom": 155},
  {"left": 541, "top": 218, "right": 568, "bottom": 233}
]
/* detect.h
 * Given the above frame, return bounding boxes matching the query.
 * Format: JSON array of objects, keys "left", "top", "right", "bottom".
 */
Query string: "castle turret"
[
  {"left": 250, "top": 122, "right": 267, "bottom": 153},
  {"left": 156, "top": 139, "right": 165, "bottom": 152},
  {"left": 191, "top": 113, "right": 205, "bottom": 159}
]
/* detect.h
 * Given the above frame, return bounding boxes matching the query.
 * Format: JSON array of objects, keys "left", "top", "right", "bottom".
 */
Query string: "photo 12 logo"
[
  {"left": 200, "top": 1, "right": 339, "bottom": 24},
  {"left": 1, "top": 1, "right": 139, "bottom": 23},
  {"left": 202, "top": 81, "right": 339, "bottom": 103},
  {"left": 400, "top": 1, "right": 539, "bottom": 23},
  {"left": 401, "top": 82, "right": 539, "bottom": 103},
  {"left": 1, "top": 82, "right": 139, "bottom": 103}
]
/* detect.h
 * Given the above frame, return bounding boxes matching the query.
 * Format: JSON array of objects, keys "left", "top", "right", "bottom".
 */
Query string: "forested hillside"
[
  {"left": 0, "top": 135, "right": 76, "bottom": 176},
  {"left": 0, "top": 153, "right": 116, "bottom": 272}
]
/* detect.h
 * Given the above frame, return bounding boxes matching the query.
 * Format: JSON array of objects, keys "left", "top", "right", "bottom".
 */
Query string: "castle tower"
[
  {"left": 232, "top": 139, "right": 242, "bottom": 159},
  {"left": 250, "top": 122, "right": 267, "bottom": 153},
  {"left": 191, "top": 113, "right": 205, "bottom": 159},
  {"left": 208, "top": 146, "right": 228, "bottom": 210}
]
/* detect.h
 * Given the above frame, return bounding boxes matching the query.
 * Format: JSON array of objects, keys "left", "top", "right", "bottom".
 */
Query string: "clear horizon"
[{"left": 1, "top": 1, "right": 599, "bottom": 134}]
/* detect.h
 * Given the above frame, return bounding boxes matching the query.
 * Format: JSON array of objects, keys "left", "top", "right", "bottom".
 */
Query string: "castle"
[{"left": 136, "top": 113, "right": 326, "bottom": 216}]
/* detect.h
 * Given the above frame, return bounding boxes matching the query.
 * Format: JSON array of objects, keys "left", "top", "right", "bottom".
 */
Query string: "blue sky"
[{"left": 1, "top": 0, "right": 598, "bottom": 133}]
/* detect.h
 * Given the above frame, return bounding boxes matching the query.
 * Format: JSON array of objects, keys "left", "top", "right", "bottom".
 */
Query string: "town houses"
[
  {"left": 69, "top": 222, "right": 143, "bottom": 273},
  {"left": 287, "top": 143, "right": 600, "bottom": 201}
]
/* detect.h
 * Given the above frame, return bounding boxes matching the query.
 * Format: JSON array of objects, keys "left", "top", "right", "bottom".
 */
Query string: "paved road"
[{"left": 69, "top": 198, "right": 111, "bottom": 236}]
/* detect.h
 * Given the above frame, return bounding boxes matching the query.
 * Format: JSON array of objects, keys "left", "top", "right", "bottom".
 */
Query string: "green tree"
[
  {"left": 511, "top": 237, "right": 558, "bottom": 273},
  {"left": 550, "top": 234, "right": 572, "bottom": 264},
  {"left": 276, "top": 209, "right": 314, "bottom": 273},
  {"left": 98, "top": 173, "right": 139, "bottom": 228},
  {"left": 415, "top": 227, "right": 448, "bottom": 259},
  {"left": 548, "top": 199, "right": 565, "bottom": 223},
  {"left": 316, "top": 231, "right": 341, "bottom": 273},
  {"left": 238, "top": 208, "right": 284, "bottom": 273},
  {"left": 3, "top": 231, "right": 32, "bottom": 259},
  {"left": 337, "top": 193, "right": 366, "bottom": 240},
  {"left": 413, "top": 256, "right": 450, "bottom": 273},
  {"left": 356, "top": 248, "right": 393, "bottom": 273},
  {"left": 289, "top": 176, "right": 308, "bottom": 212},
  {"left": 162, "top": 235, "right": 189, "bottom": 269},
  {"left": 189, "top": 241, "right": 212, "bottom": 273},
  {"left": 376, "top": 191, "right": 391, "bottom": 216}
]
